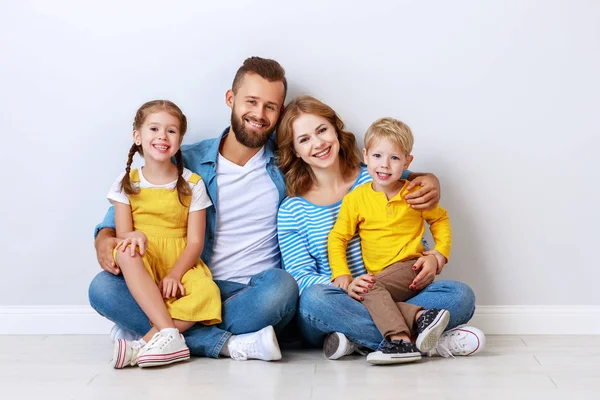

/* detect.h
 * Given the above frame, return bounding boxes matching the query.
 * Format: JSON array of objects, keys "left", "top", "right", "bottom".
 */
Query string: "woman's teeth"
[{"left": 313, "top": 148, "right": 330, "bottom": 158}]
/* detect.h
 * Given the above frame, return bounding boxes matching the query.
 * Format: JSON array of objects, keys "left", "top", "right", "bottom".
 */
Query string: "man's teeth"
[{"left": 248, "top": 121, "right": 264, "bottom": 128}]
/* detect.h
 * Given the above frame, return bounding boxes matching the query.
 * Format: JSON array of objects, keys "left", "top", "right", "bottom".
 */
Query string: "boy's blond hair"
[{"left": 364, "top": 118, "right": 414, "bottom": 156}]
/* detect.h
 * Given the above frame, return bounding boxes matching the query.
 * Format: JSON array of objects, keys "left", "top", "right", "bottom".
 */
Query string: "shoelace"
[
  {"left": 432, "top": 332, "right": 468, "bottom": 358},
  {"left": 229, "top": 338, "right": 259, "bottom": 361},
  {"left": 145, "top": 333, "right": 174, "bottom": 351}
]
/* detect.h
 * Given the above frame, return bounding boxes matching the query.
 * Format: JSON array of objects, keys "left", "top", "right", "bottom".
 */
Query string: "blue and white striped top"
[{"left": 277, "top": 166, "right": 372, "bottom": 294}]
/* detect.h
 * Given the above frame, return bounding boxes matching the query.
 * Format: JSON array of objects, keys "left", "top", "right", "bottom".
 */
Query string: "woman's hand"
[
  {"left": 347, "top": 273, "right": 375, "bottom": 301},
  {"left": 405, "top": 174, "right": 440, "bottom": 210},
  {"left": 332, "top": 275, "right": 352, "bottom": 291},
  {"left": 116, "top": 231, "right": 148, "bottom": 256},
  {"left": 409, "top": 255, "right": 438, "bottom": 290},
  {"left": 423, "top": 249, "right": 448, "bottom": 274},
  {"left": 159, "top": 274, "right": 185, "bottom": 299}
]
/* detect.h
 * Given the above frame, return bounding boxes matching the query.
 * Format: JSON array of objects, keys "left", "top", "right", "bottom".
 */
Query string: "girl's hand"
[
  {"left": 116, "top": 231, "right": 148, "bottom": 256},
  {"left": 409, "top": 255, "right": 438, "bottom": 291},
  {"left": 332, "top": 275, "right": 352, "bottom": 291},
  {"left": 405, "top": 174, "right": 440, "bottom": 210},
  {"left": 347, "top": 273, "right": 375, "bottom": 301},
  {"left": 159, "top": 274, "right": 185, "bottom": 299},
  {"left": 422, "top": 250, "right": 448, "bottom": 274}
]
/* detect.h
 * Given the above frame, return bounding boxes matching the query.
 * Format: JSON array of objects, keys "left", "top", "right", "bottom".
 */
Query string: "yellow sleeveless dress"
[{"left": 113, "top": 169, "right": 221, "bottom": 325}]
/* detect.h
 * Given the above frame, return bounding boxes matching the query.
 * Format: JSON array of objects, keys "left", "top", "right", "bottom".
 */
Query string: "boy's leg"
[{"left": 360, "top": 281, "right": 420, "bottom": 341}]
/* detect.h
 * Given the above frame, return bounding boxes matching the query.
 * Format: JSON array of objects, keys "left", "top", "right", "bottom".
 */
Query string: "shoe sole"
[
  {"left": 323, "top": 332, "right": 347, "bottom": 360},
  {"left": 416, "top": 310, "right": 450, "bottom": 353},
  {"left": 367, "top": 352, "right": 422, "bottom": 365},
  {"left": 262, "top": 325, "right": 282, "bottom": 361},
  {"left": 138, "top": 348, "right": 191, "bottom": 368}
]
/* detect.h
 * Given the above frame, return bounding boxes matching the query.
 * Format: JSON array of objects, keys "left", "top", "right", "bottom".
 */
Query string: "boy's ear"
[
  {"left": 405, "top": 155, "right": 414, "bottom": 169},
  {"left": 362, "top": 148, "right": 368, "bottom": 164}
]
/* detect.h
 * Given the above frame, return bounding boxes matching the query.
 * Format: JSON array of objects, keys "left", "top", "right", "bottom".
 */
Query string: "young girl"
[{"left": 107, "top": 100, "right": 221, "bottom": 369}]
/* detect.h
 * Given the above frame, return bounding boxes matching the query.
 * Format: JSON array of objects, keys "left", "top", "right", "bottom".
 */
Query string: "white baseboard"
[
  {"left": 0, "top": 305, "right": 599, "bottom": 335},
  {"left": 469, "top": 305, "right": 600, "bottom": 335}
]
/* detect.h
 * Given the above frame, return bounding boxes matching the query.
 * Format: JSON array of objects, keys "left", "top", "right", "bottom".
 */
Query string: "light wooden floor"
[{"left": 1, "top": 335, "right": 599, "bottom": 399}]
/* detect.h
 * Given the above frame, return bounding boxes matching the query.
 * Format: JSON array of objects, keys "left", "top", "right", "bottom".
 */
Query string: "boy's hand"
[
  {"left": 159, "top": 274, "right": 185, "bottom": 299},
  {"left": 116, "top": 231, "right": 148, "bottom": 256},
  {"left": 332, "top": 275, "right": 352, "bottom": 291},
  {"left": 410, "top": 255, "right": 438, "bottom": 290},
  {"left": 405, "top": 174, "right": 440, "bottom": 210},
  {"left": 423, "top": 250, "right": 448, "bottom": 274},
  {"left": 348, "top": 273, "right": 375, "bottom": 301}
]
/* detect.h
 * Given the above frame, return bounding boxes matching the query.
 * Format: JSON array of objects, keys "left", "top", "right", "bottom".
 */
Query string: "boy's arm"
[
  {"left": 423, "top": 206, "right": 452, "bottom": 262},
  {"left": 327, "top": 196, "right": 359, "bottom": 280}
]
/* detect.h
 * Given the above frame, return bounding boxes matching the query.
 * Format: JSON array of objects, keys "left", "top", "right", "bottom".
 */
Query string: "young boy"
[{"left": 328, "top": 118, "right": 452, "bottom": 365}]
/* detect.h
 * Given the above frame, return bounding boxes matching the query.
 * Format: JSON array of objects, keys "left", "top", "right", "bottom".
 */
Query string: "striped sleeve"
[{"left": 277, "top": 202, "right": 332, "bottom": 294}]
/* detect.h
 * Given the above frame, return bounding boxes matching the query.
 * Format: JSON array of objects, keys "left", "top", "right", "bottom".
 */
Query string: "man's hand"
[
  {"left": 405, "top": 174, "right": 440, "bottom": 210},
  {"left": 347, "top": 273, "right": 375, "bottom": 301},
  {"left": 116, "top": 231, "right": 148, "bottom": 257},
  {"left": 332, "top": 275, "right": 352, "bottom": 291},
  {"left": 159, "top": 274, "right": 185, "bottom": 299},
  {"left": 95, "top": 229, "right": 121, "bottom": 275},
  {"left": 423, "top": 250, "right": 448, "bottom": 274},
  {"left": 409, "top": 255, "right": 438, "bottom": 291}
]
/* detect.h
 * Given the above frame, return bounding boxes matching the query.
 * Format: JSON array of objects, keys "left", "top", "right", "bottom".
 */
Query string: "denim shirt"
[{"left": 94, "top": 127, "right": 287, "bottom": 267}]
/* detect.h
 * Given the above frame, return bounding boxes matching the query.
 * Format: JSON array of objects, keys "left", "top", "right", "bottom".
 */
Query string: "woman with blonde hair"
[{"left": 276, "top": 96, "right": 485, "bottom": 361}]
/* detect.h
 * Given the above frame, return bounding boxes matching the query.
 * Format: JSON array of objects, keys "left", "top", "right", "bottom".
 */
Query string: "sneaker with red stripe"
[
  {"left": 426, "top": 326, "right": 486, "bottom": 357},
  {"left": 111, "top": 339, "right": 143, "bottom": 369},
  {"left": 137, "top": 329, "right": 190, "bottom": 368}
]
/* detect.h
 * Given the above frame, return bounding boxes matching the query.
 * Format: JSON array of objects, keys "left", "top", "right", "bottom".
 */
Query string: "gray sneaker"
[{"left": 323, "top": 332, "right": 358, "bottom": 360}]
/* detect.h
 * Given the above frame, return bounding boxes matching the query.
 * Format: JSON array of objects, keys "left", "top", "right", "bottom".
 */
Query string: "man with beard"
[{"left": 90, "top": 57, "right": 297, "bottom": 361}]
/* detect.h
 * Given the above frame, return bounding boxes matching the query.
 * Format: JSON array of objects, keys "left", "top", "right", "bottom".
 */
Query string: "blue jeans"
[
  {"left": 297, "top": 280, "right": 476, "bottom": 350},
  {"left": 88, "top": 268, "right": 298, "bottom": 358}
]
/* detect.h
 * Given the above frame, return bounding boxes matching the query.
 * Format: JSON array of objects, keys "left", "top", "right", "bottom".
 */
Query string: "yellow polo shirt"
[{"left": 328, "top": 181, "right": 452, "bottom": 279}]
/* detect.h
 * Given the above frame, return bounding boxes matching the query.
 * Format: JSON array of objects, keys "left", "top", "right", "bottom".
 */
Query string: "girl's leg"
[{"left": 116, "top": 251, "right": 175, "bottom": 335}]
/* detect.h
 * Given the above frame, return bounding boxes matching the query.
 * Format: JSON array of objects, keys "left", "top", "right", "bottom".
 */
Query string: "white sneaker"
[
  {"left": 227, "top": 325, "right": 282, "bottom": 361},
  {"left": 111, "top": 339, "right": 144, "bottom": 369},
  {"left": 426, "top": 326, "right": 486, "bottom": 357},
  {"left": 137, "top": 329, "right": 190, "bottom": 368},
  {"left": 109, "top": 324, "right": 141, "bottom": 343},
  {"left": 323, "top": 332, "right": 358, "bottom": 360}
]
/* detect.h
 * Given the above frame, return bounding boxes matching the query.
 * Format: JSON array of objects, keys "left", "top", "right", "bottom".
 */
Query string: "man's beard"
[{"left": 230, "top": 110, "right": 275, "bottom": 149}]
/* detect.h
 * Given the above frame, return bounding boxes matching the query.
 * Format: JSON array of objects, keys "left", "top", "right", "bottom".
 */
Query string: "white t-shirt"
[
  {"left": 209, "top": 147, "right": 280, "bottom": 284},
  {"left": 107, "top": 167, "right": 212, "bottom": 213}
]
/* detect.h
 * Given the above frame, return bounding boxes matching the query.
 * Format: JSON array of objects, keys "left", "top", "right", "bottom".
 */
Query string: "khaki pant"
[{"left": 361, "top": 259, "right": 424, "bottom": 341}]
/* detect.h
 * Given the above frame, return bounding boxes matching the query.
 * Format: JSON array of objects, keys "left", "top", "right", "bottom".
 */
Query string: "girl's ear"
[{"left": 132, "top": 130, "right": 141, "bottom": 145}]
